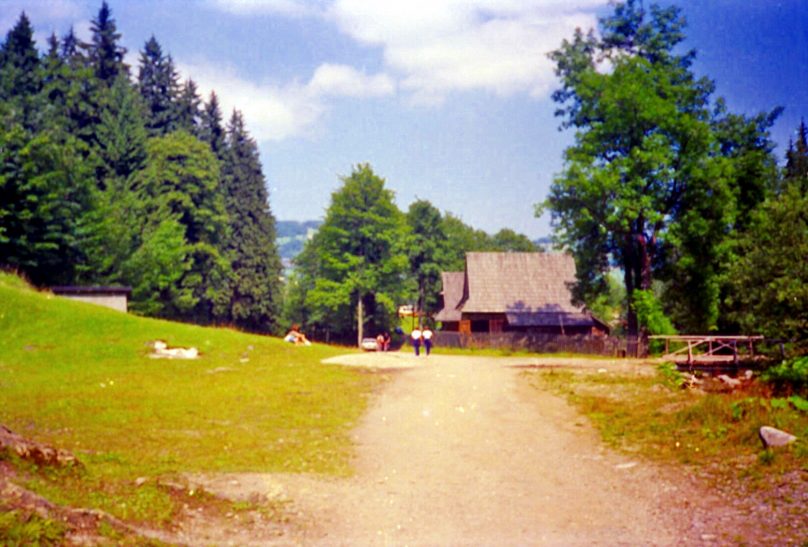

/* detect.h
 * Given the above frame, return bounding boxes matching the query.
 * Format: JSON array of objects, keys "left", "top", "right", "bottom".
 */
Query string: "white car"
[{"left": 360, "top": 338, "right": 379, "bottom": 351}]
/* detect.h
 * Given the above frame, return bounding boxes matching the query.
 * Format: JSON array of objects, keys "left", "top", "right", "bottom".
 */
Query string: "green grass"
[
  {"left": 527, "top": 366, "right": 808, "bottom": 476},
  {"left": 0, "top": 272, "right": 382, "bottom": 528}
]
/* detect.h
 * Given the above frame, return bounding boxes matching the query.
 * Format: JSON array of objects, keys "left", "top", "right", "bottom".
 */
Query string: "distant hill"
[
  {"left": 277, "top": 220, "right": 322, "bottom": 263},
  {"left": 533, "top": 236, "right": 554, "bottom": 252}
]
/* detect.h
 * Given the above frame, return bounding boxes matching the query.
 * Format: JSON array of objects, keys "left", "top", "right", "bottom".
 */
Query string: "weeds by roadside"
[{"left": 526, "top": 363, "right": 808, "bottom": 544}]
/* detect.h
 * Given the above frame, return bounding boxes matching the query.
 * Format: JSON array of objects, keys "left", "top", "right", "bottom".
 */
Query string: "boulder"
[{"left": 759, "top": 426, "right": 797, "bottom": 448}]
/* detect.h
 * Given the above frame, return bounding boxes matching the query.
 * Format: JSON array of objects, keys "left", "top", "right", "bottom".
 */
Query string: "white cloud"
[
  {"left": 178, "top": 60, "right": 393, "bottom": 141},
  {"left": 308, "top": 63, "right": 395, "bottom": 97},
  {"left": 204, "top": 0, "right": 608, "bottom": 103},
  {"left": 329, "top": 0, "right": 606, "bottom": 103}
]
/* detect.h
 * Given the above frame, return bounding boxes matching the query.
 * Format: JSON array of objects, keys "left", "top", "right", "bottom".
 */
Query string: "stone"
[
  {"left": 759, "top": 426, "right": 797, "bottom": 448},
  {"left": 718, "top": 374, "right": 741, "bottom": 388}
]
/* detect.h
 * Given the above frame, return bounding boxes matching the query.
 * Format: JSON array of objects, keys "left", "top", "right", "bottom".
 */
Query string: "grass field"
[{"left": 0, "top": 272, "right": 383, "bottom": 534}]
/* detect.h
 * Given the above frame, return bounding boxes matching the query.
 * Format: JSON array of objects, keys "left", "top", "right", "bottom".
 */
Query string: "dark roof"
[
  {"left": 460, "top": 252, "right": 579, "bottom": 314},
  {"left": 434, "top": 271, "right": 465, "bottom": 322},
  {"left": 51, "top": 286, "right": 132, "bottom": 296}
]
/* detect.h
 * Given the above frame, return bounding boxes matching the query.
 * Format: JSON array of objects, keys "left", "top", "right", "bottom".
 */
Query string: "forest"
[{"left": 0, "top": 1, "right": 805, "bottom": 350}]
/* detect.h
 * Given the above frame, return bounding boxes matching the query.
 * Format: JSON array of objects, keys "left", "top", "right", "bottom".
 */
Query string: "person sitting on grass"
[{"left": 284, "top": 324, "right": 311, "bottom": 346}]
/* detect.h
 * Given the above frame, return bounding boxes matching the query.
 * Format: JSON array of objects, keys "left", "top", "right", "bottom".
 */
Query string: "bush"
[{"left": 761, "top": 356, "right": 808, "bottom": 396}]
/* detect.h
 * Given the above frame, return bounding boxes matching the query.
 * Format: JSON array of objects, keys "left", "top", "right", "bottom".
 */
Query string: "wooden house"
[{"left": 435, "top": 252, "right": 608, "bottom": 336}]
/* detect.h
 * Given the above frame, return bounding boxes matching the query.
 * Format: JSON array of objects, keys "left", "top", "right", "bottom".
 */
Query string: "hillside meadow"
[{"left": 0, "top": 272, "right": 383, "bottom": 532}]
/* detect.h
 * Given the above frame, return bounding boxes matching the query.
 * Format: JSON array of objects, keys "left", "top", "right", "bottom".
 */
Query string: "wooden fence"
[{"left": 433, "top": 331, "right": 634, "bottom": 356}]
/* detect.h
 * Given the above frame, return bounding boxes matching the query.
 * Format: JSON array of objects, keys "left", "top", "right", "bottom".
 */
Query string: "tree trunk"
[{"left": 357, "top": 295, "right": 364, "bottom": 347}]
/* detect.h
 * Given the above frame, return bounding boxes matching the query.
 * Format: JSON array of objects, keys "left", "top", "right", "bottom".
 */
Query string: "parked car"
[
  {"left": 360, "top": 337, "right": 379, "bottom": 351},
  {"left": 398, "top": 305, "right": 415, "bottom": 317}
]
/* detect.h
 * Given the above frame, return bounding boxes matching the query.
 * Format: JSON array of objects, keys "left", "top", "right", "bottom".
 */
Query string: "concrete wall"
[{"left": 59, "top": 294, "right": 128, "bottom": 313}]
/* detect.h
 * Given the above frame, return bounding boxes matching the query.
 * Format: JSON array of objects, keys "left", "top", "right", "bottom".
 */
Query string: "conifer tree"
[
  {"left": 200, "top": 91, "right": 226, "bottom": 159},
  {"left": 61, "top": 27, "right": 82, "bottom": 62},
  {"left": 95, "top": 74, "right": 148, "bottom": 185},
  {"left": 0, "top": 12, "right": 41, "bottom": 128},
  {"left": 137, "top": 36, "right": 180, "bottom": 135},
  {"left": 176, "top": 79, "right": 203, "bottom": 136},
  {"left": 0, "top": 126, "right": 96, "bottom": 285},
  {"left": 221, "top": 110, "right": 283, "bottom": 332},
  {"left": 785, "top": 119, "right": 808, "bottom": 186},
  {"left": 88, "top": 1, "right": 127, "bottom": 85}
]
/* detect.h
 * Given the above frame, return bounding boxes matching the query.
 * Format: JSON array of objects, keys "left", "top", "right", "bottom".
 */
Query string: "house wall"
[{"left": 58, "top": 294, "right": 128, "bottom": 313}]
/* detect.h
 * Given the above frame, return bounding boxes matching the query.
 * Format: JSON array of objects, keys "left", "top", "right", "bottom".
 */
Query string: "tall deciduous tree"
[
  {"left": 541, "top": 0, "right": 773, "bottom": 336},
  {"left": 296, "top": 164, "right": 408, "bottom": 344},
  {"left": 406, "top": 199, "right": 447, "bottom": 316},
  {"left": 221, "top": 110, "right": 283, "bottom": 333},
  {"left": 127, "top": 131, "right": 230, "bottom": 320}
]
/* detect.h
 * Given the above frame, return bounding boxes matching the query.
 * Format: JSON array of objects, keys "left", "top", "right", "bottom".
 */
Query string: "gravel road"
[{"left": 191, "top": 353, "right": 747, "bottom": 545}]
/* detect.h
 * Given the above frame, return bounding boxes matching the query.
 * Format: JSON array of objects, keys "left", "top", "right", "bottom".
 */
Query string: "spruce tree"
[
  {"left": 88, "top": 1, "right": 127, "bottom": 85},
  {"left": 200, "top": 91, "right": 226, "bottom": 159},
  {"left": 137, "top": 36, "right": 180, "bottom": 135},
  {"left": 785, "top": 119, "right": 808, "bottom": 186},
  {"left": 96, "top": 74, "right": 148, "bottom": 184},
  {"left": 0, "top": 126, "right": 97, "bottom": 285},
  {"left": 222, "top": 110, "right": 283, "bottom": 333},
  {"left": 176, "top": 79, "right": 202, "bottom": 136},
  {"left": 0, "top": 12, "right": 41, "bottom": 128}
]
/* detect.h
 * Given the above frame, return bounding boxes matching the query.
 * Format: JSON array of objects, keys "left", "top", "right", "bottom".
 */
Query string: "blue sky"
[{"left": 2, "top": 0, "right": 807, "bottom": 238}]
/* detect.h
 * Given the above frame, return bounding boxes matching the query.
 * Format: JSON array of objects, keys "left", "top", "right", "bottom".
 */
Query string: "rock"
[
  {"left": 135, "top": 477, "right": 148, "bottom": 487},
  {"left": 150, "top": 340, "right": 200, "bottom": 359},
  {"left": 0, "top": 424, "right": 81, "bottom": 467},
  {"left": 718, "top": 374, "right": 741, "bottom": 388},
  {"left": 759, "top": 426, "right": 797, "bottom": 448}
]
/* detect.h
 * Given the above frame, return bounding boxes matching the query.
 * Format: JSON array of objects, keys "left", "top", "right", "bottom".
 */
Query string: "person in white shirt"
[
  {"left": 411, "top": 327, "right": 422, "bottom": 356},
  {"left": 422, "top": 326, "right": 433, "bottom": 356}
]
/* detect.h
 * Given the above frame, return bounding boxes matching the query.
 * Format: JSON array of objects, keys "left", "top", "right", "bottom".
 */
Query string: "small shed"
[{"left": 51, "top": 286, "right": 132, "bottom": 313}]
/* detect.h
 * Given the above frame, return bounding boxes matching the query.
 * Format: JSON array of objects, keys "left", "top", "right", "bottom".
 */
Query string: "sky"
[{"left": 2, "top": 0, "right": 807, "bottom": 239}]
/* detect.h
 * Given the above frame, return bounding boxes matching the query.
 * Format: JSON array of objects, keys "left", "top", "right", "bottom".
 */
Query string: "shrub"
[{"left": 761, "top": 356, "right": 808, "bottom": 396}]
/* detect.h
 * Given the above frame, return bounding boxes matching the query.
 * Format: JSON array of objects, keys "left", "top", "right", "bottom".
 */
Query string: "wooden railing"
[{"left": 648, "top": 335, "right": 765, "bottom": 366}]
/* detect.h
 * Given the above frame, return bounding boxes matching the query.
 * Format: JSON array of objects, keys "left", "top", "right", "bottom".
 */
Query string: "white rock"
[{"left": 759, "top": 426, "right": 797, "bottom": 448}]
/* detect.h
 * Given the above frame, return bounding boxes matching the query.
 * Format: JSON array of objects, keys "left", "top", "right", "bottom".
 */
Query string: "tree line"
[
  {"left": 0, "top": 3, "right": 538, "bottom": 340},
  {"left": 541, "top": 0, "right": 807, "bottom": 348},
  {"left": 0, "top": 4, "right": 282, "bottom": 333},
  {"left": 285, "top": 163, "right": 538, "bottom": 344},
  {"left": 5, "top": 1, "right": 801, "bottom": 349}
]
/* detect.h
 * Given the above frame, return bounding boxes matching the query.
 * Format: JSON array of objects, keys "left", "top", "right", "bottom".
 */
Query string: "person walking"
[
  {"left": 411, "top": 326, "right": 422, "bottom": 356},
  {"left": 422, "top": 325, "right": 433, "bottom": 356}
]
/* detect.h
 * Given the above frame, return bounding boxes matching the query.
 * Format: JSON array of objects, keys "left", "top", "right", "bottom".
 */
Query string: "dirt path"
[{"left": 189, "top": 353, "right": 743, "bottom": 545}]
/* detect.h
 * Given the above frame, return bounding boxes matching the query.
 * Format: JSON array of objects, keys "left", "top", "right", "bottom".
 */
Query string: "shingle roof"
[
  {"left": 434, "top": 271, "right": 465, "bottom": 322},
  {"left": 459, "top": 252, "right": 580, "bottom": 314}
]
